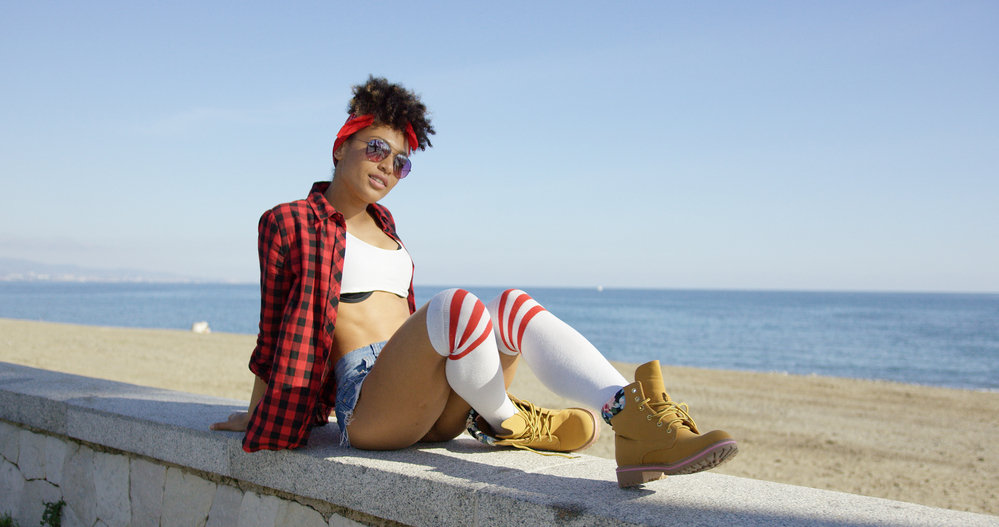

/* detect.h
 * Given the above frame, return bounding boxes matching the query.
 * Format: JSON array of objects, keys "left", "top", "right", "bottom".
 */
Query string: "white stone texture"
[
  {"left": 329, "top": 514, "right": 367, "bottom": 527},
  {"left": 62, "top": 442, "right": 97, "bottom": 527},
  {"left": 17, "top": 429, "right": 46, "bottom": 480},
  {"left": 44, "top": 435, "right": 69, "bottom": 486},
  {"left": 94, "top": 451, "right": 131, "bottom": 527},
  {"left": 205, "top": 484, "right": 243, "bottom": 527},
  {"left": 236, "top": 491, "right": 281, "bottom": 527},
  {"left": 130, "top": 457, "right": 166, "bottom": 527},
  {"left": 61, "top": 504, "right": 88, "bottom": 527},
  {"left": 161, "top": 467, "right": 216, "bottom": 527},
  {"left": 65, "top": 390, "right": 238, "bottom": 476},
  {"left": 0, "top": 420, "right": 19, "bottom": 463},
  {"left": 275, "top": 500, "right": 326, "bottom": 527},
  {"left": 0, "top": 457, "right": 26, "bottom": 518},
  {"left": 16, "top": 479, "right": 62, "bottom": 527}
]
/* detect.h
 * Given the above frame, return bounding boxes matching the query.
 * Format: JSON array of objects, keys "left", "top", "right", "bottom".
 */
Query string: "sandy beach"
[{"left": 1, "top": 317, "right": 996, "bottom": 516}]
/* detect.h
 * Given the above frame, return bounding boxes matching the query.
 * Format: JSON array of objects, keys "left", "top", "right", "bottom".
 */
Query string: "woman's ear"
[{"left": 333, "top": 143, "right": 346, "bottom": 162}]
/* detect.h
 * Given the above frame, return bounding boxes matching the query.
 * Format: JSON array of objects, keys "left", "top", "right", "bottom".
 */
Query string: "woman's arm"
[
  {"left": 242, "top": 200, "right": 331, "bottom": 452},
  {"left": 247, "top": 208, "right": 291, "bottom": 383},
  {"left": 211, "top": 208, "right": 290, "bottom": 432}
]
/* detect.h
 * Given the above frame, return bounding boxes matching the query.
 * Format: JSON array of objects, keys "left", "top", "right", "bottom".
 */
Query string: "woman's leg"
[
  {"left": 487, "top": 289, "right": 628, "bottom": 410},
  {"left": 424, "top": 289, "right": 521, "bottom": 430},
  {"left": 488, "top": 289, "right": 738, "bottom": 486},
  {"left": 348, "top": 289, "right": 596, "bottom": 452},
  {"left": 422, "top": 329, "right": 522, "bottom": 443},
  {"left": 422, "top": 289, "right": 597, "bottom": 453},
  {"left": 343, "top": 303, "right": 452, "bottom": 450},
  {"left": 346, "top": 289, "right": 521, "bottom": 450}
]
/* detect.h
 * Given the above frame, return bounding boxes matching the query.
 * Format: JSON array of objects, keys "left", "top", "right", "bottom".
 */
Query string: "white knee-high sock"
[
  {"left": 426, "top": 288, "right": 518, "bottom": 431},
  {"left": 488, "top": 289, "right": 627, "bottom": 411}
]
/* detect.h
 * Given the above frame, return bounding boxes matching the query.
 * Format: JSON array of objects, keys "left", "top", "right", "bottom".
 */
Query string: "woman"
[{"left": 211, "top": 76, "right": 737, "bottom": 487}]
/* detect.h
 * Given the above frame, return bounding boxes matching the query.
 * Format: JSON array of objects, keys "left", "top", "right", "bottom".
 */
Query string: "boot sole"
[{"left": 616, "top": 439, "right": 739, "bottom": 488}]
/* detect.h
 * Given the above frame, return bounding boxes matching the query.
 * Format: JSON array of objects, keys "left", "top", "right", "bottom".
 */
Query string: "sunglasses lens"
[
  {"left": 395, "top": 156, "right": 411, "bottom": 179},
  {"left": 365, "top": 139, "right": 390, "bottom": 162}
]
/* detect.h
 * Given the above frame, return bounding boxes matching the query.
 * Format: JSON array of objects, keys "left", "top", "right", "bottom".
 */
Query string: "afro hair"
[{"left": 347, "top": 75, "right": 435, "bottom": 151}]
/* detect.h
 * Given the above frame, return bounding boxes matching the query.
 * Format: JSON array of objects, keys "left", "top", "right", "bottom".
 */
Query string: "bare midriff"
[{"left": 330, "top": 291, "right": 412, "bottom": 364}]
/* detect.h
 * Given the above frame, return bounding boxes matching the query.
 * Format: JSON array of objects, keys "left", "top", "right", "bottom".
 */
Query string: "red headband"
[{"left": 332, "top": 114, "right": 418, "bottom": 165}]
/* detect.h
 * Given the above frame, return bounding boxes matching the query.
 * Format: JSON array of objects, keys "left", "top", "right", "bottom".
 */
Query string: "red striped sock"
[
  {"left": 488, "top": 289, "right": 627, "bottom": 410},
  {"left": 426, "top": 289, "right": 517, "bottom": 430}
]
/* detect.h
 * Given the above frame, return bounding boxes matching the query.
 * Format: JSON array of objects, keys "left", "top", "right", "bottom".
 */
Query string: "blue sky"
[{"left": 2, "top": 1, "right": 996, "bottom": 292}]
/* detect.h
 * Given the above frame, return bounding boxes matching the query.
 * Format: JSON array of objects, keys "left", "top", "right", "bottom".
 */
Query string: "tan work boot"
[
  {"left": 467, "top": 394, "right": 599, "bottom": 453},
  {"left": 609, "top": 361, "right": 738, "bottom": 487}
]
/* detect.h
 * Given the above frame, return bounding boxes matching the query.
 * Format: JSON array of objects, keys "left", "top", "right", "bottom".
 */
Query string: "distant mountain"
[{"left": 0, "top": 258, "right": 205, "bottom": 283}]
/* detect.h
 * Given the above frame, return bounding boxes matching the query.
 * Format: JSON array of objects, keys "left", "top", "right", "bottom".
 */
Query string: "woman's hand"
[
  {"left": 212, "top": 376, "right": 267, "bottom": 432},
  {"left": 210, "top": 412, "right": 251, "bottom": 432}
]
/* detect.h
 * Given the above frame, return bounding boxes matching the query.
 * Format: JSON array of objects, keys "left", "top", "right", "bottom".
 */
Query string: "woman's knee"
[
  {"left": 487, "top": 289, "right": 546, "bottom": 354},
  {"left": 426, "top": 288, "right": 492, "bottom": 357}
]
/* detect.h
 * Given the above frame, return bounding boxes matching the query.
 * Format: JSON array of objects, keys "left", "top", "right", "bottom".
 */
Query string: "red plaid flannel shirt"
[{"left": 244, "top": 181, "right": 416, "bottom": 452}]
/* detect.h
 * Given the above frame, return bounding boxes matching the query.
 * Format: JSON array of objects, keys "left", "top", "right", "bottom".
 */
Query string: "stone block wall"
[
  {"left": 3, "top": 362, "right": 997, "bottom": 527},
  {"left": 0, "top": 421, "right": 367, "bottom": 527}
]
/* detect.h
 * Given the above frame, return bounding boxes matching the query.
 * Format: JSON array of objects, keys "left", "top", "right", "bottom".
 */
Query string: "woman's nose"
[
  {"left": 377, "top": 154, "right": 395, "bottom": 176},
  {"left": 381, "top": 154, "right": 404, "bottom": 178}
]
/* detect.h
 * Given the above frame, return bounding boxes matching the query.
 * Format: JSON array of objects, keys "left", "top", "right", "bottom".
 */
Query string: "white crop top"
[{"left": 340, "top": 231, "right": 413, "bottom": 298}]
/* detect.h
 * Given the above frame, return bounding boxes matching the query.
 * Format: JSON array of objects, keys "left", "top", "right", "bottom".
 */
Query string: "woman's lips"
[{"left": 369, "top": 174, "right": 387, "bottom": 189}]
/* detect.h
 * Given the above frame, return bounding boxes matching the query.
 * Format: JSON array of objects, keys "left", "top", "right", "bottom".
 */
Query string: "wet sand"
[{"left": 1, "top": 317, "right": 996, "bottom": 515}]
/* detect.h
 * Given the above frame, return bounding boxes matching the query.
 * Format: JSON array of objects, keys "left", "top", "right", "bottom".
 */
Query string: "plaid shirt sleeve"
[
  {"left": 243, "top": 190, "right": 343, "bottom": 452},
  {"left": 247, "top": 208, "right": 290, "bottom": 384}
]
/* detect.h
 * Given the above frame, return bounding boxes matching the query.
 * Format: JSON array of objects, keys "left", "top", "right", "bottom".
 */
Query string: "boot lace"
[
  {"left": 508, "top": 398, "right": 576, "bottom": 458},
  {"left": 638, "top": 395, "right": 697, "bottom": 434}
]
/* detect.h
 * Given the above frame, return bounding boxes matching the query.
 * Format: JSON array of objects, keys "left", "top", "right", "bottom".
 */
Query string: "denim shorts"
[{"left": 333, "top": 340, "right": 387, "bottom": 447}]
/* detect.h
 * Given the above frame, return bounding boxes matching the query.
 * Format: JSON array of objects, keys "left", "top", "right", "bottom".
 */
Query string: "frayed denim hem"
[
  {"left": 338, "top": 411, "right": 354, "bottom": 447},
  {"left": 333, "top": 340, "right": 387, "bottom": 449}
]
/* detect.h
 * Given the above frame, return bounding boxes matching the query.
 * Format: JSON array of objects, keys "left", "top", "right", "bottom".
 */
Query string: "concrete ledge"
[{"left": 2, "top": 361, "right": 996, "bottom": 527}]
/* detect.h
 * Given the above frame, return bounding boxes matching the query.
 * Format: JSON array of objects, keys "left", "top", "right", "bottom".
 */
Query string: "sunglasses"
[{"left": 361, "top": 137, "right": 412, "bottom": 179}]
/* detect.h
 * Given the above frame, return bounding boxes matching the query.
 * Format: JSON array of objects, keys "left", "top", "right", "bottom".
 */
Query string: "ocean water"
[{"left": 1, "top": 282, "right": 996, "bottom": 392}]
